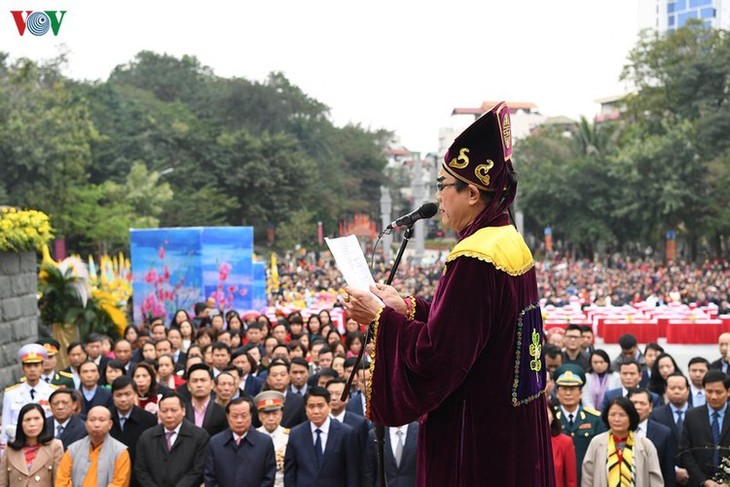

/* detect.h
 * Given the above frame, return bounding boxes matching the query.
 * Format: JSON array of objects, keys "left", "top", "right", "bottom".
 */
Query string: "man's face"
[
  {"left": 79, "top": 362, "right": 100, "bottom": 388},
  {"left": 556, "top": 385, "right": 581, "bottom": 409},
  {"left": 273, "top": 326, "right": 288, "bottom": 342},
  {"left": 114, "top": 341, "right": 132, "bottom": 364},
  {"left": 305, "top": 395, "right": 331, "bottom": 427},
  {"left": 266, "top": 365, "right": 290, "bottom": 392},
  {"left": 86, "top": 341, "right": 102, "bottom": 359},
  {"left": 155, "top": 341, "right": 172, "bottom": 357},
  {"left": 112, "top": 385, "right": 138, "bottom": 415},
  {"left": 720, "top": 333, "right": 730, "bottom": 358},
  {"left": 23, "top": 362, "right": 43, "bottom": 383},
  {"left": 290, "top": 364, "right": 309, "bottom": 388},
  {"left": 563, "top": 330, "right": 582, "bottom": 351},
  {"left": 226, "top": 401, "right": 252, "bottom": 436},
  {"left": 215, "top": 374, "right": 237, "bottom": 402},
  {"left": 319, "top": 352, "right": 333, "bottom": 369},
  {"left": 705, "top": 380, "right": 730, "bottom": 411},
  {"left": 619, "top": 364, "right": 641, "bottom": 389},
  {"left": 326, "top": 382, "right": 348, "bottom": 415},
  {"left": 232, "top": 355, "right": 251, "bottom": 375},
  {"left": 310, "top": 344, "right": 323, "bottom": 365},
  {"left": 688, "top": 363, "right": 709, "bottom": 388},
  {"left": 644, "top": 348, "right": 660, "bottom": 369},
  {"left": 581, "top": 331, "right": 594, "bottom": 349},
  {"left": 158, "top": 397, "right": 185, "bottom": 431},
  {"left": 42, "top": 354, "right": 57, "bottom": 374},
  {"left": 272, "top": 347, "right": 289, "bottom": 361},
  {"left": 620, "top": 346, "right": 638, "bottom": 360},
  {"left": 545, "top": 355, "right": 562, "bottom": 375},
  {"left": 150, "top": 325, "right": 167, "bottom": 342},
  {"left": 629, "top": 392, "right": 653, "bottom": 422},
  {"left": 68, "top": 346, "right": 87, "bottom": 367},
  {"left": 86, "top": 407, "right": 113, "bottom": 441},
  {"left": 318, "top": 375, "right": 334, "bottom": 388},
  {"left": 50, "top": 392, "right": 74, "bottom": 422},
  {"left": 247, "top": 328, "right": 261, "bottom": 344},
  {"left": 187, "top": 370, "right": 213, "bottom": 399},
  {"left": 168, "top": 332, "right": 182, "bottom": 351},
  {"left": 666, "top": 376, "right": 689, "bottom": 407},
  {"left": 212, "top": 349, "right": 230, "bottom": 370},
  {"left": 356, "top": 367, "right": 371, "bottom": 391},
  {"left": 259, "top": 408, "right": 283, "bottom": 433}
]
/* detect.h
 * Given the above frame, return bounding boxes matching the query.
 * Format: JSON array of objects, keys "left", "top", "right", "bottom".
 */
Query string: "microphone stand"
[{"left": 343, "top": 224, "right": 415, "bottom": 487}]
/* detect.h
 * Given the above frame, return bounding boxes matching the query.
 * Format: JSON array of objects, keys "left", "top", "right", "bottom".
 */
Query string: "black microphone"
[{"left": 387, "top": 202, "right": 438, "bottom": 230}]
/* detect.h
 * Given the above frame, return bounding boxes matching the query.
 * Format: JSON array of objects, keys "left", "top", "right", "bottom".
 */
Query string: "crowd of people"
[
  {"left": 0, "top": 302, "right": 416, "bottom": 487},
  {"left": 545, "top": 325, "right": 730, "bottom": 486},
  {"left": 2, "top": 255, "right": 730, "bottom": 486},
  {"left": 271, "top": 254, "right": 730, "bottom": 313}
]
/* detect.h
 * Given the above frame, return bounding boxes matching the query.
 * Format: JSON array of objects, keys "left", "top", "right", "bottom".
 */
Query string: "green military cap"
[{"left": 553, "top": 364, "right": 585, "bottom": 387}]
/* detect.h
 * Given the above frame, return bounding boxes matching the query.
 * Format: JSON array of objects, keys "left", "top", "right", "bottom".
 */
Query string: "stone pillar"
[{"left": 0, "top": 251, "right": 39, "bottom": 402}]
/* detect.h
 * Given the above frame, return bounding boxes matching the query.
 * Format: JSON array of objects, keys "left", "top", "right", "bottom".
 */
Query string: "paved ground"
[{"left": 594, "top": 338, "right": 720, "bottom": 370}]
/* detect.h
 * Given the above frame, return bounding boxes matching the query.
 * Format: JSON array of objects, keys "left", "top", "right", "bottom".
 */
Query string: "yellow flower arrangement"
[{"left": 0, "top": 207, "right": 54, "bottom": 252}]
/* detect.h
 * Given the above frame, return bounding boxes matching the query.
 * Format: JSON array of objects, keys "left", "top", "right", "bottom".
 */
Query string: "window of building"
[
  {"left": 700, "top": 7, "right": 716, "bottom": 18},
  {"left": 668, "top": 2, "right": 676, "bottom": 13},
  {"left": 678, "top": 10, "right": 698, "bottom": 26},
  {"left": 668, "top": 14, "right": 676, "bottom": 26},
  {"left": 674, "top": 0, "right": 687, "bottom": 10},
  {"left": 689, "top": 0, "right": 712, "bottom": 8}
]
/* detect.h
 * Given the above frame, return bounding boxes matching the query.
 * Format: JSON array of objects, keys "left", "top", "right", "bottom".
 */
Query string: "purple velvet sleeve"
[{"left": 368, "top": 257, "right": 494, "bottom": 425}]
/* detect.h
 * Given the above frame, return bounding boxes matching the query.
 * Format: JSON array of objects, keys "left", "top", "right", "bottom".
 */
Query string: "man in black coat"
[
  {"left": 184, "top": 363, "right": 227, "bottom": 437},
  {"left": 134, "top": 391, "right": 210, "bottom": 487},
  {"left": 47, "top": 388, "right": 87, "bottom": 450},
  {"left": 204, "top": 397, "right": 276, "bottom": 487},
  {"left": 265, "top": 359, "right": 306, "bottom": 428},
  {"left": 109, "top": 376, "right": 157, "bottom": 484},
  {"left": 78, "top": 360, "right": 113, "bottom": 417},
  {"left": 679, "top": 370, "right": 730, "bottom": 486}
]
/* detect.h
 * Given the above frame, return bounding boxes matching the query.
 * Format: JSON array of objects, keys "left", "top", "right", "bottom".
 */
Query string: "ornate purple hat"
[{"left": 443, "top": 101, "right": 513, "bottom": 192}]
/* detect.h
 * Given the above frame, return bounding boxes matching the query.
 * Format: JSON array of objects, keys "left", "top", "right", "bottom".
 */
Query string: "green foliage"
[{"left": 0, "top": 50, "right": 388, "bottom": 254}]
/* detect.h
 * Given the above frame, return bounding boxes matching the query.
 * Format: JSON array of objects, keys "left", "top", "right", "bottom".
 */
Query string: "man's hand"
[
  {"left": 343, "top": 286, "right": 383, "bottom": 325},
  {"left": 675, "top": 467, "right": 689, "bottom": 485},
  {"left": 370, "top": 283, "right": 407, "bottom": 314}
]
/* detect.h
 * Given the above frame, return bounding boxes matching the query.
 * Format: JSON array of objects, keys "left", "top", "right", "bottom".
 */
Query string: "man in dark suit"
[
  {"left": 326, "top": 378, "right": 370, "bottom": 452},
  {"left": 78, "top": 360, "right": 113, "bottom": 416},
  {"left": 284, "top": 386, "right": 360, "bottom": 487},
  {"left": 709, "top": 332, "right": 730, "bottom": 373},
  {"left": 47, "top": 388, "right": 88, "bottom": 450},
  {"left": 629, "top": 388, "right": 677, "bottom": 487},
  {"left": 266, "top": 359, "right": 306, "bottom": 428},
  {"left": 112, "top": 339, "right": 135, "bottom": 374},
  {"left": 364, "top": 422, "right": 418, "bottom": 487},
  {"left": 185, "top": 363, "right": 227, "bottom": 437},
  {"left": 134, "top": 391, "right": 210, "bottom": 487},
  {"left": 679, "top": 370, "right": 730, "bottom": 486},
  {"left": 85, "top": 333, "right": 110, "bottom": 380},
  {"left": 650, "top": 372, "right": 692, "bottom": 485},
  {"left": 345, "top": 363, "right": 370, "bottom": 417},
  {"left": 204, "top": 396, "right": 276, "bottom": 487},
  {"left": 109, "top": 375, "right": 157, "bottom": 483},
  {"left": 640, "top": 343, "right": 664, "bottom": 389},
  {"left": 600, "top": 360, "right": 661, "bottom": 412}
]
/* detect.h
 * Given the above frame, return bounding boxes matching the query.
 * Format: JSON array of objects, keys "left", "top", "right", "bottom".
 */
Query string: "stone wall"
[{"left": 0, "top": 251, "right": 39, "bottom": 402}]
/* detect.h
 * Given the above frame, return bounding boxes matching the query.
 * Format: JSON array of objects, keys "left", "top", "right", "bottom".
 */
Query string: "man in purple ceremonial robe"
[{"left": 344, "top": 101, "right": 555, "bottom": 486}]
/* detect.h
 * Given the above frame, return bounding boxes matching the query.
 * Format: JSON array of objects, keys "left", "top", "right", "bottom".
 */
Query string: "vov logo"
[{"left": 11, "top": 10, "right": 67, "bottom": 36}]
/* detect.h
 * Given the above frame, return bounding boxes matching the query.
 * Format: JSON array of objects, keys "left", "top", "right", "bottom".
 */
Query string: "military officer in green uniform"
[
  {"left": 37, "top": 337, "right": 75, "bottom": 388},
  {"left": 554, "top": 364, "right": 605, "bottom": 483}
]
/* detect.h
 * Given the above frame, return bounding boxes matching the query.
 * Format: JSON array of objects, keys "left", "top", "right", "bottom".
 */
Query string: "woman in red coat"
[{"left": 548, "top": 403, "right": 578, "bottom": 487}]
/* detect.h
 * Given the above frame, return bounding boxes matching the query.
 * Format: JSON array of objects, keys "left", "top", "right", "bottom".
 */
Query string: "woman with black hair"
[
  {"left": 582, "top": 396, "right": 663, "bottom": 486},
  {"left": 582, "top": 349, "right": 622, "bottom": 410},
  {"left": 0, "top": 403, "right": 63, "bottom": 487},
  {"left": 648, "top": 353, "right": 681, "bottom": 400}
]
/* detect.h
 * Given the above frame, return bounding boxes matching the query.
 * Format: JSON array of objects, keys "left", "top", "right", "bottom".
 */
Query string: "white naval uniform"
[
  {"left": 1, "top": 380, "right": 56, "bottom": 447},
  {"left": 257, "top": 424, "right": 290, "bottom": 487}
]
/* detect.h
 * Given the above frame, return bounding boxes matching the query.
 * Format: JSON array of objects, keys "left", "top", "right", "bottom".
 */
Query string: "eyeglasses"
[{"left": 436, "top": 182, "right": 457, "bottom": 192}]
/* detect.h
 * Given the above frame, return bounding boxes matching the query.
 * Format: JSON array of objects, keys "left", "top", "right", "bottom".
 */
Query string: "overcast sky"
[{"left": 2, "top": 0, "right": 642, "bottom": 154}]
